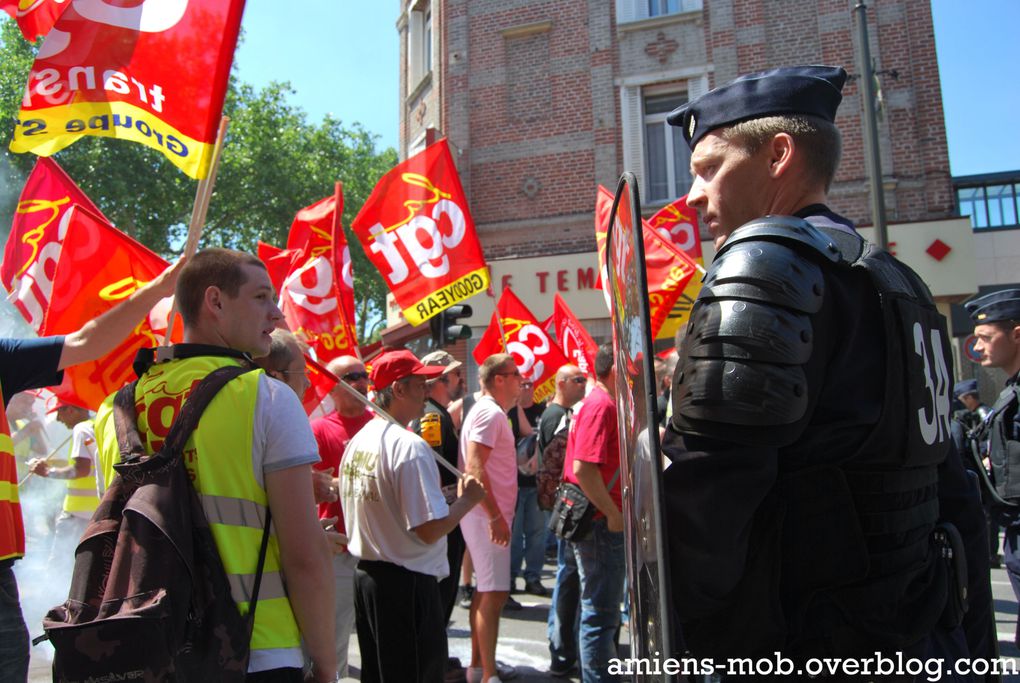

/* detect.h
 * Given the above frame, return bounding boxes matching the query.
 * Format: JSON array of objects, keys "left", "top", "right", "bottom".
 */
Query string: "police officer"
[
  {"left": 967, "top": 289, "right": 1020, "bottom": 641},
  {"left": 661, "top": 66, "right": 976, "bottom": 669}
]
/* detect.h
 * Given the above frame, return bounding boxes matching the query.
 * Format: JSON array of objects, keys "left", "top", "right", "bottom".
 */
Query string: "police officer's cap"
[
  {"left": 965, "top": 288, "right": 1020, "bottom": 324},
  {"left": 953, "top": 379, "right": 978, "bottom": 400},
  {"left": 666, "top": 65, "right": 848, "bottom": 150}
]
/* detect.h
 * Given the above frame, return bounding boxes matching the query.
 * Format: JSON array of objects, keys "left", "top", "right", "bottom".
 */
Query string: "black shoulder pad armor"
[{"left": 671, "top": 216, "right": 837, "bottom": 429}]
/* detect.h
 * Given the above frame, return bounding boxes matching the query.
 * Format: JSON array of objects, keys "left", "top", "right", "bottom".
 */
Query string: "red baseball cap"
[
  {"left": 47, "top": 396, "right": 89, "bottom": 414},
  {"left": 370, "top": 349, "right": 445, "bottom": 390}
]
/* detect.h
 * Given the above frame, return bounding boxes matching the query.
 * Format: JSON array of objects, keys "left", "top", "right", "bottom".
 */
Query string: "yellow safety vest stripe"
[{"left": 0, "top": 386, "right": 25, "bottom": 561}]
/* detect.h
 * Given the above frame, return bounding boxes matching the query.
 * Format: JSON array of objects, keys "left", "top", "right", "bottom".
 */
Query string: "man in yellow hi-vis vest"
[
  {"left": 27, "top": 397, "right": 99, "bottom": 571},
  {"left": 94, "top": 248, "right": 337, "bottom": 682}
]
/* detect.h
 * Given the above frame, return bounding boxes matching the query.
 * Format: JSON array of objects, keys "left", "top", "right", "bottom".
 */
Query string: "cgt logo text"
[
  {"left": 68, "top": 671, "right": 145, "bottom": 682},
  {"left": 15, "top": 114, "right": 189, "bottom": 158}
]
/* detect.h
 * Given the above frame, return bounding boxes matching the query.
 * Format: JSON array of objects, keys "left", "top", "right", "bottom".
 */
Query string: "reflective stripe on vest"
[
  {"left": 62, "top": 475, "right": 100, "bottom": 515},
  {"left": 0, "top": 383, "right": 25, "bottom": 561},
  {"left": 95, "top": 356, "right": 301, "bottom": 653}
]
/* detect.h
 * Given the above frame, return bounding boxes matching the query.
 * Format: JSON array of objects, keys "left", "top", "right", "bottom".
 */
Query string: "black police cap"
[
  {"left": 953, "top": 379, "right": 978, "bottom": 399},
  {"left": 666, "top": 65, "right": 848, "bottom": 150},
  {"left": 965, "top": 288, "right": 1020, "bottom": 324}
]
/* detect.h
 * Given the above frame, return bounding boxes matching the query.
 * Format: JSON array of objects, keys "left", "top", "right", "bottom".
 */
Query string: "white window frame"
[
  {"left": 408, "top": 2, "right": 432, "bottom": 88},
  {"left": 642, "top": 89, "right": 690, "bottom": 204},
  {"left": 619, "top": 72, "right": 709, "bottom": 201},
  {"left": 617, "top": 0, "right": 702, "bottom": 24}
]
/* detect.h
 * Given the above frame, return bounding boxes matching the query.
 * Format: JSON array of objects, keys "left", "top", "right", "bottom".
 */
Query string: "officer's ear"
[{"left": 766, "top": 132, "right": 796, "bottom": 179}]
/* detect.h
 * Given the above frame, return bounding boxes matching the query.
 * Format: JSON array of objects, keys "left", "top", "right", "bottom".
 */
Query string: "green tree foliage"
[{"left": 0, "top": 18, "right": 396, "bottom": 339}]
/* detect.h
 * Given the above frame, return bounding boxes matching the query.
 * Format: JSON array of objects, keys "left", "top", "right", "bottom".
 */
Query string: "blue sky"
[{"left": 237, "top": 2, "right": 1017, "bottom": 176}]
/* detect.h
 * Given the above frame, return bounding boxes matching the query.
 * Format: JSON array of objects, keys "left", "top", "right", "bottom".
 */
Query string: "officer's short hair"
[
  {"left": 720, "top": 114, "right": 842, "bottom": 191},
  {"left": 479, "top": 353, "right": 514, "bottom": 389},
  {"left": 595, "top": 343, "right": 614, "bottom": 380},
  {"left": 177, "top": 248, "right": 267, "bottom": 326}
]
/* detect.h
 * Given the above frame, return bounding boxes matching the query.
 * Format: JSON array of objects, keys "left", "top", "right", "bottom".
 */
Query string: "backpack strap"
[{"left": 113, "top": 364, "right": 274, "bottom": 627}]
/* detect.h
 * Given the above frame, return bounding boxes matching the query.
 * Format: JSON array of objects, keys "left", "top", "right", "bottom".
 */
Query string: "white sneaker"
[{"left": 465, "top": 667, "right": 483, "bottom": 683}]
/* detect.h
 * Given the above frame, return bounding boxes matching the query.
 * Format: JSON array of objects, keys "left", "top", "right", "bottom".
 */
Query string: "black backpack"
[{"left": 37, "top": 366, "right": 271, "bottom": 682}]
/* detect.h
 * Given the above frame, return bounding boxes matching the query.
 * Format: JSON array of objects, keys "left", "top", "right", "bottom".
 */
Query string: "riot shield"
[{"left": 606, "top": 173, "right": 675, "bottom": 677}]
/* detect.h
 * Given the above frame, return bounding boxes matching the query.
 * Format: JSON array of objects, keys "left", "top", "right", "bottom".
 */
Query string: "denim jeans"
[
  {"left": 0, "top": 564, "right": 29, "bottom": 683},
  {"left": 572, "top": 518, "right": 626, "bottom": 683},
  {"left": 547, "top": 536, "right": 580, "bottom": 670},
  {"left": 510, "top": 486, "right": 548, "bottom": 583}
]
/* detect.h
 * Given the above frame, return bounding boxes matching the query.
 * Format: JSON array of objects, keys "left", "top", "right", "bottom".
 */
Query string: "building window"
[
  {"left": 648, "top": 0, "right": 680, "bottom": 16},
  {"left": 408, "top": 2, "right": 432, "bottom": 87},
  {"left": 957, "top": 183, "right": 1020, "bottom": 230},
  {"left": 619, "top": 0, "right": 702, "bottom": 23},
  {"left": 643, "top": 92, "right": 691, "bottom": 203}
]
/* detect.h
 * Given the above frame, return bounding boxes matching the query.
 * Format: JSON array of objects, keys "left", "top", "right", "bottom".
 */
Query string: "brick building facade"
[{"left": 393, "top": 0, "right": 972, "bottom": 362}]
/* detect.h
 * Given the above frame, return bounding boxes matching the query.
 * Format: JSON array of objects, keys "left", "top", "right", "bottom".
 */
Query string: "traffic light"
[{"left": 430, "top": 304, "right": 473, "bottom": 347}]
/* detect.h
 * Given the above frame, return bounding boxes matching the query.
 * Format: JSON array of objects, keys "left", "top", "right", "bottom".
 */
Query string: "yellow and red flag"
[
  {"left": 351, "top": 139, "right": 489, "bottom": 326},
  {"left": 302, "top": 353, "right": 338, "bottom": 417},
  {"left": 9, "top": 0, "right": 245, "bottom": 179},
  {"left": 594, "top": 185, "right": 698, "bottom": 340},
  {"left": 2, "top": 157, "right": 108, "bottom": 332},
  {"left": 1, "top": 0, "right": 70, "bottom": 41},
  {"left": 648, "top": 196, "right": 704, "bottom": 341},
  {"left": 550, "top": 293, "right": 598, "bottom": 377},
  {"left": 43, "top": 206, "right": 178, "bottom": 410},
  {"left": 261, "top": 194, "right": 359, "bottom": 363},
  {"left": 472, "top": 287, "right": 571, "bottom": 404}
]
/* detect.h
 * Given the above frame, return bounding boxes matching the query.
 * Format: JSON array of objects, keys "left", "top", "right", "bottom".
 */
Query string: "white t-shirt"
[
  {"left": 67, "top": 420, "right": 99, "bottom": 519},
  {"left": 244, "top": 373, "right": 320, "bottom": 673},
  {"left": 340, "top": 419, "right": 450, "bottom": 578}
]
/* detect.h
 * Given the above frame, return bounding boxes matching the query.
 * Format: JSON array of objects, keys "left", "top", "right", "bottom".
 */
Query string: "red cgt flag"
[
  {"left": 594, "top": 185, "right": 699, "bottom": 340},
  {"left": 1, "top": 0, "right": 70, "bottom": 41},
  {"left": 551, "top": 293, "right": 598, "bottom": 377},
  {"left": 351, "top": 139, "right": 490, "bottom": 326},
  {"left": 286, "top": 191, "right": 358, "bottom": 343},
  {"left": 43, "top": 206, "right": 178, "bottom": 410},
  {"left": 9, "top": 0, "right": 245, "bottom": 179},
  {"left": 2, "top": 157, "right": 108, "bottom": 332},
  {"left": 260, "top": 194, "right": 358, "bottom": 363},
  {"left": 648, "top": 195, "right": 704, "bottom": 341},
  {"left": 302, "top": 353, "right": 338, "bottom": 417},
  {"left": 472, "top": 287, "right": 571, "bottom": 404}
]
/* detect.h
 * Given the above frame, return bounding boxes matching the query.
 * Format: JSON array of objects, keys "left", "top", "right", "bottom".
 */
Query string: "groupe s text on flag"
[
  {"left": 9, "top": 0, "right": 245, "bottom": 179},
  {"left": 550, "top": 293, "right": 598, "bottom": 377},
  {"left": 351, "top": 139, "right": 489, "bottom": 326},
  {"left": 2, "top": 157, "right": 108, "bottom": 332},
  {"left": 42, "top": 206, "right": 179, "bottom": 410},
  {"left": 648, "top": 195, "right": 704, "bottom": 341},
  {"left": 1, "top": 0, "right": 70, "bottom": 41},
  {"left": 472, "top": 287, "right": 571, "bottom": 404},
  {"left": 594, "top": 185, "right": 699, "bottom": 340},
  {"left": 259, "top": 194, "right": 359, "bottom": 363}
]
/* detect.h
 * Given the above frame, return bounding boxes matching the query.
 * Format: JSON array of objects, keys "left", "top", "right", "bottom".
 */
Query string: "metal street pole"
[{"left": 854, "top": 2, "right": 889, "bottom": 249}]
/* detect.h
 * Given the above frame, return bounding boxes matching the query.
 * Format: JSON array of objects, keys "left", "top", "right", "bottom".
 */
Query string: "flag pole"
[
  {"left": 331, "top": 180, "right": 363, "bottom": 363},
  {"left": 486, "top": 266, "right": 508, "bottom": 352},
  {"left": 333, "top": 378, "right": 464, "bottom": 480},
  {"left": 161, "top": 116, "right": 231, "bottom": 345},
  {"left": 18, "top": 432, "right": 74, "bottom": 487}
]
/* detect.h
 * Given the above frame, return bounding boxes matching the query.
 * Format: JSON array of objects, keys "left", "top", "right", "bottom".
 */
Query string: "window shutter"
[
  {"left": 687, "top": 74, "right": 709, "bottom": 101},
  {"left": 616, "top": 0, "right": 644, "bottom": 25},
  {"left": 620, "top": 85, "right": 646, "bottom": 197}
]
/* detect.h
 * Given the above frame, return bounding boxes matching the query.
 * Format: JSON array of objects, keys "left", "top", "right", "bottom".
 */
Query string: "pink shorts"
[{"left": 460, "top": 508, "right": 514, "bottom": 592}]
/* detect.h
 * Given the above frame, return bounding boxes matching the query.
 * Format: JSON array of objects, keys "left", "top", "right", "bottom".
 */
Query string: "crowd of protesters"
[{"left": 0, "top": 246, "right": 645, "bottom": 683}]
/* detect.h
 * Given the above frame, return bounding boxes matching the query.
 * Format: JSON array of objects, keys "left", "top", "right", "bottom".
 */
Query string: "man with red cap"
[{"left": 340, "top": 349, "right": 486, "bottom": 683}]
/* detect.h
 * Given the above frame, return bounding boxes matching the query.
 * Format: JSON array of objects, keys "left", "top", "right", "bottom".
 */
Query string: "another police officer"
[
  {"left": 661, "top": 66, "right": 972, "bottom": 669},
  {"left": 967, "top": 290, "right": 1020, "bottom": 642}
]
